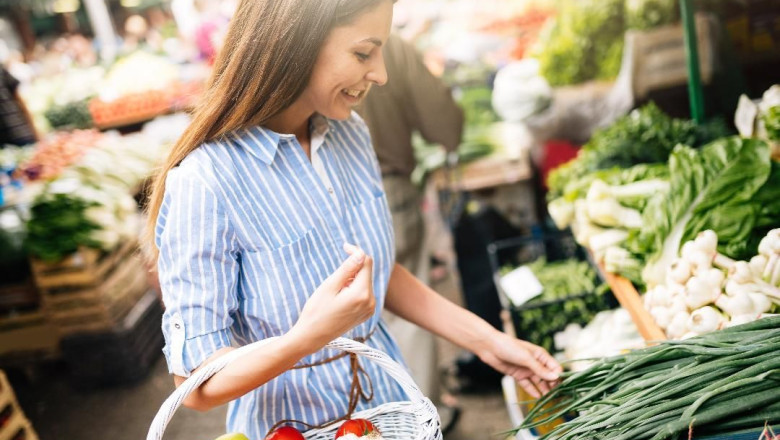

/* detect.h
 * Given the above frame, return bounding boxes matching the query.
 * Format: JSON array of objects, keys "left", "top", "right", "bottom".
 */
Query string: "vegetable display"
[
  {"left": 534, "top": 0, "right": 679, "bottom": 86},
  {"left": 547, "top": 103, "right": 727, "bottom": 201},
  {"left": 519, "top": 316, "right": 780, "bottom": 440},
  {"left": 534, "top": 0, "right": 625, "bottom": 86},
  {"left": 501, "top": 256, "right": 614, "bottom": 352},
  {"left": 15, "top": 130, "right": 103, "bottom": 181},
  {"left": 20, "top": 115, "right": 184, "bottom": 261},
  {"left": 25, "top": 193, "right": 102, "bottom": 262},
  {"left": 44, "top": 98, "right": 94, "bottom": 130},
  {"left": 411, "top": 84, "right": 498, "bottom": 185},
  {"left": 18, "top": 51, "right": 204, "bottom": 134},
  {"left": 546, "top": 99, "right": 780, "bottom": 292},
  {"left": 629, "top": 137, "right": 779, "bottom": 287},
  {"left": 554, "top": 308, "right": 645, "bottom": 372},
  {"left": 644, "top": 229, "right": 780, "bottom": 339},
  {"left": 502, "top": 257, "right": 598, "bottom": 302}
]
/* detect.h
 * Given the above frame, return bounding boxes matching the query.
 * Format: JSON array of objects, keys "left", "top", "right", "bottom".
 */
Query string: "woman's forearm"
[
  {"left": 384, "top": 263, "right": 499, "bottom": 357},
  {"left": 175, "top": 326, "right": 325, "bottom": 411}
]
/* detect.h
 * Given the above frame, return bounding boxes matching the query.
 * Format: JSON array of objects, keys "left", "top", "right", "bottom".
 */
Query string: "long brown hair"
[{"left": 144, "top": 0, "right": 392, "bottom": 261}]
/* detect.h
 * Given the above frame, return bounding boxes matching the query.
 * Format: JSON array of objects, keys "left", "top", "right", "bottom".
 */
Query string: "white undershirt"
[{"left": 309, "top": 114, "right": 337, "bottom": 202}]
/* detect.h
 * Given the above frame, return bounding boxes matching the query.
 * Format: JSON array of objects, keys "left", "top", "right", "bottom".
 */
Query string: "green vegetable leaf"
[{"left": 630, "top": 137, "right": 772, "bottom": 286}]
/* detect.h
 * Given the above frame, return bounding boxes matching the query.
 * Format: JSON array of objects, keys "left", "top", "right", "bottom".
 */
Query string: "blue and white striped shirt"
[{"left": 156, "top": 112, "right": 408, "bottom": 438}]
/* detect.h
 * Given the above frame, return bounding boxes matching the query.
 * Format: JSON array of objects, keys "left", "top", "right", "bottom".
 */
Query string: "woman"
[{"left": 146, "top": 1, "right": 561, "bottom": 438}]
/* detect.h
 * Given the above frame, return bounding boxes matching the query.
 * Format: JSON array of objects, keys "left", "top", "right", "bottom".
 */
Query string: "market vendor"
[{"left": 145, "top": 1, "right": 561, "bottom": 438}]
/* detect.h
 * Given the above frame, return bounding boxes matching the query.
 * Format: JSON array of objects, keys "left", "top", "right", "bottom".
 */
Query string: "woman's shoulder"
[{"left": 168, "top": 140, "right": 237, "bottom": 189}]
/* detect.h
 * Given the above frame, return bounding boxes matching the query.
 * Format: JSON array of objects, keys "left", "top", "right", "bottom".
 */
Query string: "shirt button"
[
  {"left": 328, "top": 187, "right": 334, "bottom": 194},
  {"left": 174, "top": 323, "right": 181, "bottom": 329}
]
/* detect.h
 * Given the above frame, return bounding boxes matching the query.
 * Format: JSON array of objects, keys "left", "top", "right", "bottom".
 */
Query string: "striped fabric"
[{"left": 155, "top": 112, "right": 409, "bottom": 438}]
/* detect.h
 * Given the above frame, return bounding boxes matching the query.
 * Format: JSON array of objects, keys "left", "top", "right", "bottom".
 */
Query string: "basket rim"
[{"left": 146, "top": 337, "right": 440, "bottom": 440}]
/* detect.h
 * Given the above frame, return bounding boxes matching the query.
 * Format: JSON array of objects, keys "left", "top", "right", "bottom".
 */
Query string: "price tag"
[{"left": 500, "top": 265, "right": 544, "bottom": 307}]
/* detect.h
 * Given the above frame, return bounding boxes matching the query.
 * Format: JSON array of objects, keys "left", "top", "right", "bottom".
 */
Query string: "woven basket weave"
[{"left": 146, "top": 337, "right": 442, "bottom": 440}]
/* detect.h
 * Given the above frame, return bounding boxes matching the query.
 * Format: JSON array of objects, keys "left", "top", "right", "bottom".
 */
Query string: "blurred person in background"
[
  {"left": 0, "top": 65, "right": 37, "bottom": 147},
  {"left": 122, "top": 14, "right": 150, "bottom": 54},
  {"left": 358, "top": 32, "right": 465, "bottom": 432}
]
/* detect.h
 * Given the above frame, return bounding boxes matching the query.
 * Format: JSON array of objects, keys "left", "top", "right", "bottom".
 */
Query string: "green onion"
[{"left": 516, "top": 316, "right": 780, "bottom": 439}]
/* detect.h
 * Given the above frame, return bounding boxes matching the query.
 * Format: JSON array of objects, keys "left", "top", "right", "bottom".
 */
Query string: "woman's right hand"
[{"left": 291, "top": 244, "right": 376, "bottom": 348}]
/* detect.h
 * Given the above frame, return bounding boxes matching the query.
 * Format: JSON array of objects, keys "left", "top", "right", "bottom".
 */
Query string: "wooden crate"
[
  {"left": 31, "top": 241, "right": 149, "bottom": 336},
  {"left": 0, "top": 280, "right": 38, "bottom": 315},
  {"left": 30, "top": 240, "right": 135, "bottom": 290},
  {"left": 599, "top": 264, "right": 667, "bottom": 342},
  {"left": 0, "top": 371, "right": 38, "bottom": 440},
  {"left": 0, "top": 311, "right": 59, "bottom": 360},
  {"left": 0, "top": 411, "right": 36, "bottom": 440}
]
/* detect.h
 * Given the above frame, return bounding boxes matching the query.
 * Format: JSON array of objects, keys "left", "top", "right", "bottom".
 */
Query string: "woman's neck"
[{"left": 265, "top": 104, "right": 312, "bottom": 155}]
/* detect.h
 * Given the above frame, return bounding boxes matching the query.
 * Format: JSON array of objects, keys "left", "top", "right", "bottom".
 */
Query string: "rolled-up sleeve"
[{"left": 156, "top": 164, "right": 239, "bottom": 377}]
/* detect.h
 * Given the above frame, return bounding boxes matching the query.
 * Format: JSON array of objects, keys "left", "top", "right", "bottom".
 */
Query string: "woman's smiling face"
[{"left": 298, "top": 0, "right": 393, "bottom": 120}]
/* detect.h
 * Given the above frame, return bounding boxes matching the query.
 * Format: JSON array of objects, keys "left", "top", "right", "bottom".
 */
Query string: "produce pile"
[
  {"left": 643, "top": 229, "right": 780, "bottom": 339},
  {"left": 18, "top": 114, "right": 189, "bottom": 261},
  {"left": 19, "top": 51, "right": 203, "bottom": 132},
  {"left": 534, "top": 0, "right": 679, "bottom": 86},
  {"left": 547, "top": 101, "right": 780, "bottom": 293},
  {"left": 14, "top": 130, "right": 103, "bottom": 181},
  {"left": 478, "top": 6, "right": 554, "bottom": 60},
  {"left": 554, "top": 308, "right": 644, "bottom": 372},
  {"left": 519, "top": 316, "right": 780, "bottom": 440},
  {"left": 500, "top": 255, "right": 613, "bottom": 352},
  {"left": 735, "top": 85, "right": 780, "bottom": 160},
  {"left": 252, "top": 418, "right": 383, "bottom": 440},
  {"left": 412, "top": 84, "right": 498, "bottom": 185}
]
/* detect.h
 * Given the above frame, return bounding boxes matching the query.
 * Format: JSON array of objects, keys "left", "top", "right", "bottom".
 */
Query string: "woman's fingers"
[
  {"left": 517, "top": 378, "right": 540, "bottom": 399},
  {"left": 324, "top": 243, "right": 365, "bottom": 291}
]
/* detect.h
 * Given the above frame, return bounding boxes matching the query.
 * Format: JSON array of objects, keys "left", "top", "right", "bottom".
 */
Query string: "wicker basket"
[{"left": 147, "top": 337, "right": 442, "bottom": 440}]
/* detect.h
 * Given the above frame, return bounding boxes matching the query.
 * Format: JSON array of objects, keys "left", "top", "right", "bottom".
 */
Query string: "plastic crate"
[
  {"left": 60, "top": 291, "right": 163, "bottom": 387},
  {"left": 487, "top": 231, "right": 617, "bottom": 352}
]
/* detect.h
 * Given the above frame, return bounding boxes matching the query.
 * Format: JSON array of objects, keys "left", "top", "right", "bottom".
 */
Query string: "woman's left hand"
[{"left": 478, "top": 331, "right": 562, "bottom": 398}]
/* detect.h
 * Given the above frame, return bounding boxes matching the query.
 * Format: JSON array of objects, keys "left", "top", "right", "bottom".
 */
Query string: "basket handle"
[{"left": 146, "top": 336, "right": 426, "bottom": 440}]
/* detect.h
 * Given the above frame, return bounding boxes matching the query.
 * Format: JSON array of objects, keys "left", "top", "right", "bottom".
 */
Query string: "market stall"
[{"left": 1, "top": 0, "right": 780, "bottom": 439}]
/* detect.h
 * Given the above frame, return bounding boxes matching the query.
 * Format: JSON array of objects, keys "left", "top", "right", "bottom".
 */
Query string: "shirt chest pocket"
[
  {"left": 343, "top": 192, "right": 393, "bottom": 263},
  {"left": 239, "top": 228, "right": 340, "bottom": 334}
]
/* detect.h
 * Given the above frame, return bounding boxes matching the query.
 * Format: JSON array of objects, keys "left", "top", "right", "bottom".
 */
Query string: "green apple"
[{"left": 214, "top": 433, "right": 251, "bottom": 440}]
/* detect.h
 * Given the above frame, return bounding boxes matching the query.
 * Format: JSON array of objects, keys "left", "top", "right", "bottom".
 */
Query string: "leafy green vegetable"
[
  {"left": 511, "top": 283, "right": 613, "bottom": 353},
  {"left": 547, "top": 103, "right": 730, "bottom": 200},
  {"left": 517, "top": 317, "right": 780, "bottom": 440},
  {"left": 626, "top": 0, "right": 679, "bottom": 30},
  {"left": 559, "top": 163, "right": 669, "bottom": 204},
  {"left": 503, "top": 257, "right": 613, "bottom": 352},
  {"left": 764, "top": 105, "right": 780, "bottom": 142},
  {"left": 629, "top": 137, "right": 774, "bottom": 285},
  {"left": 536, "top": 0, "right": 680, "bottom": 86},
  {"left": 411, "top": 124, "right": 496, "bottom": 186},
  {"left": 501, "top": 257, "right": 597, "bottom": 300},
  {"left": 44, "top": 98, "right": 93, "bottom": 130},
  {"left": 689, "top": 160, "right": 780, "bottom": 260},
  {"left": 536, "top": 0, "right": 625, "bottom": 86},
  {"left": 456, "top": 86, "right": 499, "bottom": 127},
  {"left": 25, "top": 193, "right": 102, "bottom": 262}
]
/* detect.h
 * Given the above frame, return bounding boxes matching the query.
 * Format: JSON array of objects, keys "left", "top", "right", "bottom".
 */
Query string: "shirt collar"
[{"left": 229, "top": 114, "right": 331, "bottom": 165}]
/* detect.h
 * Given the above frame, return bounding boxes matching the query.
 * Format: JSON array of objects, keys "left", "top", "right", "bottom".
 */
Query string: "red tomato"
[
  {"left": 265, "top": 426, "right": 305, "bottom": 440},
  {"left": 335, "top": 419, "right": 381, "bottom": 438}
]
